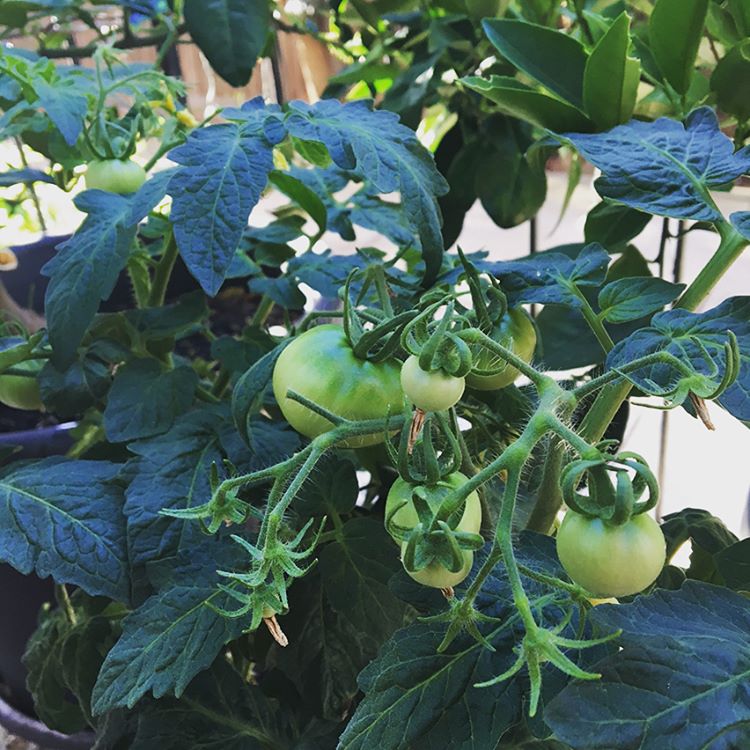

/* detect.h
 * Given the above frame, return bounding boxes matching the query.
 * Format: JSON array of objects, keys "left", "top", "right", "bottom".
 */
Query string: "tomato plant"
[
  {"left": 385, "top": 472, "right": 482, "bottom": 541},
  {"left": 400, "top": 355, "right": 465, "bottom": 411},
  {"left": 0, "top": 2, "right": 748, "bottom": 749},
  {"left": 402, "top": 546, "right": 474, "bottom": 588},
  {"left": 85, "top": 159, "right": 147, "bottom": 195},
  {"left": 466, "top": 307, "right": 536, "bottom": 390},
  {"left": 556, "top": 511, "right": 666, "bottom": 598},
  {"left": 272, "top": 324, "right": 404, "bottom": 447}
]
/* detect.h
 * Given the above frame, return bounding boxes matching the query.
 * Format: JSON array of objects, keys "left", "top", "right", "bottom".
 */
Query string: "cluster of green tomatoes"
[
  {"left": 271, "top": 309, "right": 535, "bottom": 591},
  {"left": 272, "top": 305, "right": 666, "bottom": 600}
]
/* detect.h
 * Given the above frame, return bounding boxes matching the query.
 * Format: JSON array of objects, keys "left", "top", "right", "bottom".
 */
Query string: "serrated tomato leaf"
[
  {"left": 125, "top": 407, "right": 232, "bottom": 568},
  {"left": 33, "top": 77, "right": 87, "bottom": 145},
  {"left": 103, "top": 359, "right": 198, "bottom": 443},
  {"left": 0, "top": 457, "right": 129, "bottom": 602},
  {"left": 339, "top": 534, "right": 591, "bottom": 750},
  {"left": 488, "top": 243, "right": 610, "bottom": 307},
  {"left": 91, "top": 542, "right": 247, "bottom": 715},
  {"left": 131, "top": 660, "right": 299, "bottom": 749},
  {"left": 167, "top": 98, "right": 286, "bottom": 295},
  {"left": 43, "top": 178, "right": 169, "bottom": 367},
  {"left": 546, "top": 582, "right": 750, "bottom": 750},
  {"left": 320, "top": 518, "right": 410, "bottom": 638},
  {"left": 560, "top": 107, "right": 750, "bottom": 222},
  {"left": 607, "top": 296, "right": 750, "bottom": 419},
  {"left": 598, "top": 277, "right": 685, "bottom": 323},
  {"left": 284, "top": 99, "right": 448, "bottom": 285}
]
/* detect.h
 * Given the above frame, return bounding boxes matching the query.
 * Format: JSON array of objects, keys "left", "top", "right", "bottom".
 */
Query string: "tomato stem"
[{"left": 148, "top": 230, "right": 178, "bottom": 307}]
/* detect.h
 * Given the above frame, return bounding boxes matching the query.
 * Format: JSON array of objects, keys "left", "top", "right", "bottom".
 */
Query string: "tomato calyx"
[
  {"left": 385, "top": 410, "right": 462, "bottom": 486},
  {"left": 561, "top": 449, "right": 659, "bottom": 526}
]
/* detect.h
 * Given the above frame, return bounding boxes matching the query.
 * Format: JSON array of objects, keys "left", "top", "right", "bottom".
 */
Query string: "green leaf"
[
  {"left": 649, "top": 0, "right": 709, "bottom": 95},
  {"left": 231, "top": 342, "right": 287, "bottom": 447},
  {"left": 320, "top": 518, "right": 410, "bottom": 637},
  {"left": 183, "top": 0, "right": 270, "bottom": 87},
  {"left": 268, "top": 170, "right": 327, "bottom": 234},
  {"left": 123, "top": 291, "right": 209, "bottom": 341},
  {"left": 43, "top": 192, "right": 136, "bottom": 367},
  {"left": 103, "top": 359, "right": 198, "bottom": 443},
  {"left": 607, "top": 296, "right": 750, "bottom": 420},
  {"left": 715, "top": 538, "right": 750, "bottom": 591},
  {"left": 660, "top": 508, "right": 739, "bottom": 585},
  {"left": 33, "top": 77, "right": 87, "bottom": 146},
  {"left": 130, "top": 660, "right": 299, "bottom": 749},
  {"left": 488, "top": 243, "right": 610, "bottom": 308},
  {"left": 546, "top": 582, "right": 750, "bottom": 749},
  {"left": 481, "top": 19, "right": 589, "bottom": 108},
  {"left": 125, "top": 407, "right": 237, "bottom": 567},
  {"left": 711, "top": 40, "right": 750, "bottom": 123},
  {"left": 598, "top": 277, "right": 685, "bottom": 324},
  {"left": 0, "top": 457, "right": 129, "bottom": 601},
  {"left": 583, "top": 12, "right": 640, "bottom": 130},
  {"left": 24, "top": 591, "right": 120, "bottom": 733},
  {"left": 270, "top": 520, "right": 411, "bottom": 721},
  {"left": 729, "top": 0, "right": 750, "bottom": 35},
  {"left": 476, "top": 127, "right": 551, "bottom": 229},
  {"left": 295, "top": 453, "right": 359, "bottom": 517},
  {"left": 284, "top": 99, "right": 448, "bottom": 286},
  {"left": 39, "top": 352, "right": 111, "bottom": 418},
  {"left": 291, "top": 136, "right": 332, "bottom": 167},
  {"left": 0, "top": 167, "right": 54, "bottom": 186},
  {"left": 584, "top": 200, "right": 651, "bottom": 250},
  {"left": 43, "top": 177, "right": 168, "bottom": 367},
  {"left": 561, "top": 108, "right": 750, "bottom": 222},
  {"left": 91, "top": 543, "right": 247, "bottom": 714},
  {"left": 167, "top": 98, "right": 286, "bottom": 295},
  {"left": 269, "top": 570, "right": 373, "bottom": 721},
  {"left": 340, "top": 534, "right": 587, "bottom": 749}
]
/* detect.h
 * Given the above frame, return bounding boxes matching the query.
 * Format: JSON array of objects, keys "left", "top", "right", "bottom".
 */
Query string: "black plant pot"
[{"left": 0, "top": 694, "right": 93, "bottom": 750}]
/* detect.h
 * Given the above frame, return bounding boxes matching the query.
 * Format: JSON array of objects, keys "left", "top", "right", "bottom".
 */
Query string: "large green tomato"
[
  {"left": 556, "top": 511, "right": 666, "bottom": 598},
  {"left": 385, "top": 472, "right": 482, "bottom": 541},
  {"left": 400, "top": 355, "right": 465, "bottom": 412},
  {"left": 272, "top": 324, "right": 404, "bottom": 448},
  {"left": 466, "top": 307, "right": 536, "bottom": 391},
  {"left": 85, "top": 158, "right": 146, "bottom": 194},
  {"left": 0, "top": 359, "right": 43, "bottom": 411},
  {"left": 402, "top": 545, "right": 474, "bottom": 588}
]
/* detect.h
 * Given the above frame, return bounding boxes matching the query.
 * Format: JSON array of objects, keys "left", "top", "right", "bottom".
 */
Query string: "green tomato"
[
  {"left": 262, "top": 605, "right": 277, "bottom": 619},
  {"left": 402, "top": 544, "right": 474, "bottom": 588},
  {"left": 400, "top": 355, "right": 465, "bottom": 412},
  {"left": 85, "top": 158, "right": 146, "bottom": 195},
  {"left": 272, "top": 324, "right": 404, "bottom": 448},
  {"left": 466, "top": 307, "right": 536, "bottom": 391},
  {"left": 556, "top": 511, "right": 666, "bottom": 598},
  {"left": 0, "top": 359, "right": 43, "bottom": 411},
  {"left": 385, "top": 471, "right": 482, "bottom": 541}
]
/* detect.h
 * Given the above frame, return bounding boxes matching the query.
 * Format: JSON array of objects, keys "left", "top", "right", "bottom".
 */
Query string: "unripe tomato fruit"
[
  {"left": 466, "top": 308, "right": 536, "bottom": 391},
  {"left": 85, "top": 158, "right": 146, "bottom": 194},
  {"left": 385, "top": 472, "right": 482, "bottom": 542},
  {"left": 272, "top": 324, "right": 404, "bottom": 448},
  {"left": 556, "top": 511, "right": 666, "bottom": 598},
  {"left": 401, "top": 544, "right": 474, "bottom": 588},
  {"left": 400, "top": 355, "right": 465, "bottom": 412},
  {"left": 0, "top": 359, "right": 43, "bottom": 411}
]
